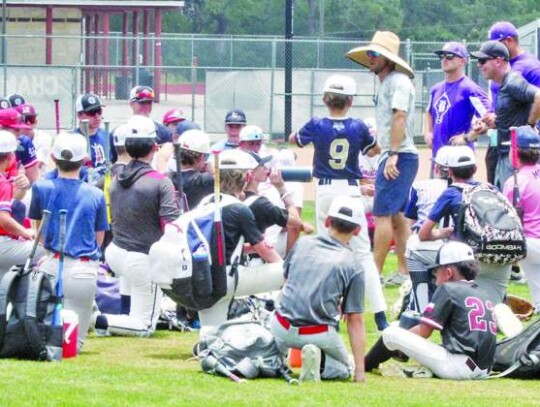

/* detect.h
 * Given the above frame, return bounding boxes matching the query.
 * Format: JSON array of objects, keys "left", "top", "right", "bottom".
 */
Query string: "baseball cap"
[
  {"left": 219, "top": 149, "right": 258, "bottom": 170},
  {"left": 163, "top": 108, "right": 186, "bottom": 125},
  {"left": 501, "top": 126, "right": 540, "bottom": 149},
  {"left": 239, "top": 125, "right": 265, "bottom": 142},
  {"left": 0, "top": 108, "right": 31, "bottom": 130},
  {"left": 435, "top": 241, "right": 475, "bottom": 266},
  {"left": 0, "top": 97, "right": 11, "bottom": 110},
  {"left": 470, "top": 40, "right": 509, "bottom": 61},
  {"left": 225, "top": 109, "right": 246, "bottom": 125},
  {"left": 126, "top": 115, "right": 157, "bottom": 139},
  {"left": 130, "top": 86, "right": 155, "bottom": 103},
  {"left": 112, "top": 124, "right": 131, "bottom": 147},
  {"left": 246, "top": 150, "right": 273, "bottom": 167},
  {"left": 52, "top": 132, "right": 88, "bottom": 162},
  {"left": 489, "top": 21, "right": 518, "bottom": 41},
  {"left": 433, "top": 145, "right": 455, "bottom": 167},
  {"left": 0, "top": 130, "right": 18, "bottom": 153},
  {"left": 176, "top": 120, "right": 201, "bottom": 136},
  {"left": 446, "top": 146, "right": 476, "bottom": 168},
  {"left": 8, "top": 93, "right": 25, "bottom": 108},
  {"left": 76, "top": 93, "right": 104, "bottom": 113},
  {"left": 15, "top": 104, "right": 37, "bottom": 117},
  {"left": 322, "top": 74, "right": 356, "bottom": 96},
  {"left": 327, "top": 196, "right": 364, "bottom": 226},
  {"left": 434, "top": 41, "right": 468, "bottom": 59},
  {"left": 179, "top": 129, "right": 210, "bottom": 154}
]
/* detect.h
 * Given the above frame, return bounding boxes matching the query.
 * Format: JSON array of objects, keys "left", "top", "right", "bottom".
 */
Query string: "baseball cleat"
[{"left": 299, "top": 344, "right": 321, "bottom": 382}]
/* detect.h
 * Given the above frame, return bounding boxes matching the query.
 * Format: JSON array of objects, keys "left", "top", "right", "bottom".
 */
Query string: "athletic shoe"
[
  {"left": 385, "top": 272, "right": 411, "bottom": 287},
  {"left": 402, "top": 366, "right": 434, "bottom": 378},
  {"left": 299, "top": 344, "right": 322, "bottom": 382},
  {"left": 510, "top": 268, "right": 527, "bottom": 285}
]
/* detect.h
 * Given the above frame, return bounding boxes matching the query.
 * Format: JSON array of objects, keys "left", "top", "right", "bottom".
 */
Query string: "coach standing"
[
  {"left": 424, "top": 42, "right": 491, "bottom": 159},
  {"left": 347, "top": 31, "right": 419, "bottom": 284},
  {"left": 471, "top": 41, "right": 540, "bottom": 190}
]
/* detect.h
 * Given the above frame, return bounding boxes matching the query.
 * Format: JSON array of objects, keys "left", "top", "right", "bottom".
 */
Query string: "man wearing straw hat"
[{"left": 347, "top": 32, "right": 419, "bottom": 286}]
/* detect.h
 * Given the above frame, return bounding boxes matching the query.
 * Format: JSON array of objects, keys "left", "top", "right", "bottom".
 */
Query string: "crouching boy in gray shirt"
[{"left": 270, "top": 195, "right": 366, "bottom": 383}]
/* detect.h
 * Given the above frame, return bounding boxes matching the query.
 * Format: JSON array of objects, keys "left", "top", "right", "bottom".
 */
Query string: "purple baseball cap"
[
  {"left": 434, "top": 42, "right": 468, "bottom": 59},
  {"left": 489, "top": 21, "right": 518, "bottom": 41}
]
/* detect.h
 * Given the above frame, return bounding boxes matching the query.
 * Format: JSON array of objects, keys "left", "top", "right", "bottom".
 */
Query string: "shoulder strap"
[
  {"left": 0, "top": 270, "right": 21, "bottom": 349},
  {"left": 24, "top": 271, "right": 48, "bottom": 360}
]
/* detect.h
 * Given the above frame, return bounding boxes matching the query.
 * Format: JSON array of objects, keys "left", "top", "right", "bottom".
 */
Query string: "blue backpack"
[{"left": 150, "top": 194, "right": 244, "bottom": 310}]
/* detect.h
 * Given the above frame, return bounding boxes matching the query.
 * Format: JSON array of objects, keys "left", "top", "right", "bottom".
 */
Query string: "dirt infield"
[{"left": 292, "top": 145, "right": 488, "bottom": 201}]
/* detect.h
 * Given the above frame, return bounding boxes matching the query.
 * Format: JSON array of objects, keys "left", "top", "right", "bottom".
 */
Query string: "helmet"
[
  {"left": 0, "top": 130, "right": 18, "bottom": 152},
  {"left": 126, "top": 115, "right": 157, "bottom": 139},
  {"left": 8, "top": 93, "right": 26, "bottom": 108},
  {"left": 239, "top": 125, "right": 265, "bottom": 142},
  {"left": 179, "top": 129, "right": 210, "bottom": 154}
]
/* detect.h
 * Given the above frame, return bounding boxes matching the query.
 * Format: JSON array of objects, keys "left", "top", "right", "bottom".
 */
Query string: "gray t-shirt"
[
  {"left": 375, "top": 70, "right": 418, "bottom": 155},
  {"left": 111, "top": 160, "right": 180, "bottom": 254},
  {"left": 278, "top": 234, "right": 365, "bottom": 327}
]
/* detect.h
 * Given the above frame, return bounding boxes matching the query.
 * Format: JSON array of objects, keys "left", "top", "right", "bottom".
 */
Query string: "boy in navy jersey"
[{"left": 289, "top": 74, "right": 389, "bottom": 330}]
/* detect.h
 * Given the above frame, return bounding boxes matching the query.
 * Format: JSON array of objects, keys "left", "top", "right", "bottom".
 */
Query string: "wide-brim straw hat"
[{"left": 346, "top": 31, "right": 414, "bottom": 79}]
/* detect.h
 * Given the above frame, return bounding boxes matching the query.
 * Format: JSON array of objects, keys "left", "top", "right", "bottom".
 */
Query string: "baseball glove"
[{"left": 506, "top": 294, "right": 535, "bottom": 321}]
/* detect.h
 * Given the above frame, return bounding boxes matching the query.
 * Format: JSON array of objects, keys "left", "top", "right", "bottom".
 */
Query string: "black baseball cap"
[
  {"left": 8, "top": 93, "right": 25, "bottom": 107},
  {"left": 225, "top": 109, "right": 246, "bottom": 125},
  {"left": 0, "top": 97, "right": 11, "bottom": 110},
  {"left": 470, "top": 40, "right": 509, "bottom": 61},
  {"left": 76, "top": 93, "right": 105, "bottom": 113}
]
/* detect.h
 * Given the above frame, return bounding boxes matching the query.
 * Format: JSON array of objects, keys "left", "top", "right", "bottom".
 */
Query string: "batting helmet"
[{"left": 179, "top": 129, "right": 210, "bottom": 154}]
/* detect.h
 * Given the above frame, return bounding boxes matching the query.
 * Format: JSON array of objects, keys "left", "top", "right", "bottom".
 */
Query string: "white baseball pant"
[
  {"left": 0, "top": 235, "right": 46, "bottom": 279},
  {"left": 519, "top": 237, "right": 540, "bottom": 310}
]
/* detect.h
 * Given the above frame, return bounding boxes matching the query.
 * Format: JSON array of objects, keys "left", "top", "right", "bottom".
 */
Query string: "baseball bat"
[
  {"left": 278, "top": 366, "right": 300, "bottom": 385},
  {"left": 52, "top": 209, "right": 68, "bottom": 327},
  {"left": 173, "top": 142, "right": 185, "bottom": 214},
  {"left": 510, "top": 127, "right": 523, "bottom": 221},
  {"left": 203, "top": 353, "right": 247, "bottom": 383},
  {"left": 23, "top": 209, "right": 51, "bottom": 274},
  {"left": 103, "top": 120, "right": 111, "bottom": 171},
  {"left": 213, "top": 151, "right": 224, "bottom": 267},
  {"left": 80, "top": 119, "right": 91, "bottom": 159},
  {"left": 54, "top": 99, "right": 60, "bottom": 135}
]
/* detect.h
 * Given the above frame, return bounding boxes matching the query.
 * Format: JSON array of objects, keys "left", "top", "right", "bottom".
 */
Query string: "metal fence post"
[{"left": 269, "top": 39, "right": 276, "bottom": 138}]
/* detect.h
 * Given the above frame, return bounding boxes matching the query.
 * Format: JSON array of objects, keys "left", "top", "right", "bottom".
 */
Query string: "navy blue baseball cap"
[
  {"left": 502, "top": 126, "right": 540, "bottom": 149},
  {"left": 225, "top": 109, "right": 246, "bottom": 125},
  {"left": 176, "top": 120, "right": 201, "bottom": 136}
]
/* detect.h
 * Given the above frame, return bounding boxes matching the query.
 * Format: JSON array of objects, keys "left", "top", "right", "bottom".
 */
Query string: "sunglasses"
[
  {"left": 85, "top": 108, "right": 103, "bottom": 117},
  {"left": 24, "top": 115, "right": 37, "bottom": 125},
  {"left": 438, "top": 53, "right": 458, "bottom": 61},
  {"left": 367, "top": 50, "right": 381, "bottom": 58},
  {"left": 477, "top": 57, "right": 496, "bottom": 66},
  {"left": 136, "top": 89, "right": 155, "bottom": 100}
]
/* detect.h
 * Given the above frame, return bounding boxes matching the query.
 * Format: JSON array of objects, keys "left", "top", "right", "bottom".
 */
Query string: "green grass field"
[{"left": 1, "top": 201, "right": 538, "bottom": 406}]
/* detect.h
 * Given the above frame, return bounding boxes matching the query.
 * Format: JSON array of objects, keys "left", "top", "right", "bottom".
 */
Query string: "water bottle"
[
  {"left": 192, "top": 245, "right": 212, "bottom": 298},
  {"left": 279, "top": 166, "right": 313, "bottom": 182}
]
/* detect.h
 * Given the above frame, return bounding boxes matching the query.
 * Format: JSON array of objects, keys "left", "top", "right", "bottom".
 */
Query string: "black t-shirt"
[
  {"left": 169, "top": 169, "right": 214, "bottom": 210},
  {"left": 496, "top": 71, "right": 539, "bottom": 153},
  {"left": 221, "top": 202, "right": 263, "bottom": 263},
  {"left": 244, "top": 191, "right": 288, "bottom": 234},
  {"left": 421, "top": 280, "right": 497, "bottom": 370}
]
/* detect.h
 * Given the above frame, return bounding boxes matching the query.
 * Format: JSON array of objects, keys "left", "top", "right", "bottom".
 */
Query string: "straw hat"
[{"left": 346, "top": 31, "right": 414, "bottom": 79}]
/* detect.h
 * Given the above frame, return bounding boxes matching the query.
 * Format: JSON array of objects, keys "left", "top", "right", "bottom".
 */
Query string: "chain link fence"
[{"left": 1, "top": 34, "right": 494, "bottom": 137}]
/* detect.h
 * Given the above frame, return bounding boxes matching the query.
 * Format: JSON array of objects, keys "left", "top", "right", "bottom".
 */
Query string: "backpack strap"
[
  {"left": 0, "top": 269, "right": 21, "bottom": 350},
  {"left": 486, "top": 353, "right": 540, "bottom": 379},
  {"left": 24, "top": 271, "right": 49, "bottom": 360}
]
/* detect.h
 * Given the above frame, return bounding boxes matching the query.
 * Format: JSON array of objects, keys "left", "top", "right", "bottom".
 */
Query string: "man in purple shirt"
[
  {"left": 485, "top": 21, "right": 540, "bottom": 185},
  {"left": 424, "top": 42, "right": 491, "bottom": 162}
]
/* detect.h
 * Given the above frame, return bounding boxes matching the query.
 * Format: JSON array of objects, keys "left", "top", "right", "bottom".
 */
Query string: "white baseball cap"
[
  {"left": 53, "top": 132, "right": 87, "bottom": 162},
  {"left": 179, "top": 129, "right": 210, "bottom": 154},
  {"left": 0, "top": 130, "right": 18, "bottom": 153},
  {"left": 435, "top": 241, "right": 475, "bottom": 266},
  {"left": 322, "top": 74, "right": 357, "bottom": 96},
  {"left": 113, "top": 124, "right": 131, "bottom": 147},
  {"left": 327, "top": 196, "right": 364, "bottom": 226},
  {"left": 433, "top": 145, "right": 455, "bottom": 167},
  {"left": 126, "top": 115, "right": 157, "bottom": 139},
  {"left": 446, "top": 146, "right": 476, "bottom": 168},
  {"left": 239, "top": 125, "right": 265, "bottom": 142},
  {"left": 219, "top": 149, "right": 258, "bottom": 170}
]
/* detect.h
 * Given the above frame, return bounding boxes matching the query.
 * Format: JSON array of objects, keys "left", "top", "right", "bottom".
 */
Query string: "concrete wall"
[{"left": 6, "top": 7, "right": 82, "bottom": 65}]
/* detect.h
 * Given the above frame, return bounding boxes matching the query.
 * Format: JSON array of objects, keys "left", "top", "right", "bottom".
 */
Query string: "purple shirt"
[
  {"left": 428, "top": 76, "right": 491, "bottom": 157},
  {"left": 490, "top": 51, "right": 540, "bottom": 107}
]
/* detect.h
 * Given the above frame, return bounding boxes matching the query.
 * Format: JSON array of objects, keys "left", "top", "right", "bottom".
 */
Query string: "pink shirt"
[{"left": 503, "top": 164, "right": 540, "bottom": 238}]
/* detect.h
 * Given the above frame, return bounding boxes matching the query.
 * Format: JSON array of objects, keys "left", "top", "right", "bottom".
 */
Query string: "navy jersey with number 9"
[{"left": 294, "top": 117, "right": 376, "bottom": 180}]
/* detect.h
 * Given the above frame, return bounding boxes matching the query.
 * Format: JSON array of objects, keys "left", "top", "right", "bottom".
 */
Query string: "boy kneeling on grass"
[{"left": 270, "top": 195, "right": 366, "bottom": 383}]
